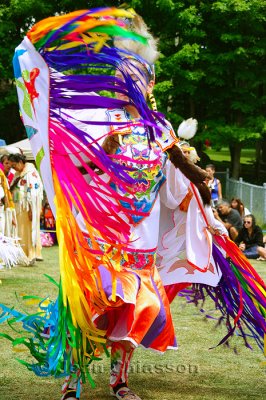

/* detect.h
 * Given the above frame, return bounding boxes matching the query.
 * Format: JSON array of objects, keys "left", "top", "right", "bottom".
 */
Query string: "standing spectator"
[
  {"left": 204, "top": 138, "right": 211, "bottom": 149},
  {"left": 9, "top": 154, "right": 43, "bottom": 264},
  {"left": 231, "top": 197, "right": 250, "bottom": 219},
  {"left": 235, "top": 214, "right": 266, "bottom": 260},
  {"left": 0, "top": 169, "right": 16, "bottom": 236},
  {"left": 1, "top": 154, "right": 15, "bottom": 186},
  {"left": 205, "top": 164, "right": 222, "bottom": 206},
  {"left": 215, "top": 199, "right": 243, "bottom": 240}
]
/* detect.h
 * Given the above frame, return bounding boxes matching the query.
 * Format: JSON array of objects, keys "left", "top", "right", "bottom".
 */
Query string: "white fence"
[{"left": 216, "top": 169, "right": 266, "bottom": 224}]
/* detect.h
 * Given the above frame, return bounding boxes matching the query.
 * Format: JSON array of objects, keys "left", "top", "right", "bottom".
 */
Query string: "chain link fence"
[{"left": 216, "top": 169, "right": 266, "bottom": 225}]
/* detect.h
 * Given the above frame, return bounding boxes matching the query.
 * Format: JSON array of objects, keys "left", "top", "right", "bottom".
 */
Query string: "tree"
[{"left": 131, "top": 0, "right": 266, "bottom": 179}]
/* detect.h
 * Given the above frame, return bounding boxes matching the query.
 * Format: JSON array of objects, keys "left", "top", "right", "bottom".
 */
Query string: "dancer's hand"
[{"left": 207, "top": 225, "right": 221, "bottom": 235}]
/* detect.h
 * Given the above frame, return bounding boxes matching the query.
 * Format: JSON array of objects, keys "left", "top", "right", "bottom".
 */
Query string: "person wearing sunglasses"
[{"left": 235, "top": 214, "right": 266, "bottom": 260}]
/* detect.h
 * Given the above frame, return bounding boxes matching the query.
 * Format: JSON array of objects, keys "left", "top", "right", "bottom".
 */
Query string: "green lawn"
[
  {"left": 205, "top": 147, "right": 256, "bottom": 165},
  {"left": 0, "top": 246, "right": 265, "bottom": 400},
  {"left": 203, "top": 146, "right": 265, "bottom": 186}
]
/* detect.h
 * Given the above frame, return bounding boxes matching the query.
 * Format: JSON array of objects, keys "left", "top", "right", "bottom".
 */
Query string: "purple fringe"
[{"left": 179, "top": 244, "right": 265, "bottom": 352}]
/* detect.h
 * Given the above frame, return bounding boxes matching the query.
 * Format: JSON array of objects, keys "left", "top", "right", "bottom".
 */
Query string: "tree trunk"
[
  {"left": 229, "top": 143, "right": 242, "bottom": 179},
  {"left": 189, "top": 97, "right": 195, "bottom": 116},
  {"left": 259, "top": 136, "right": 266, "bottom": 182},
  {"left": 255, "top": 140, "right": 262, "bottom": 179},
  {"left": 261, "top": 135, "right": 266, "bottom": 163}
]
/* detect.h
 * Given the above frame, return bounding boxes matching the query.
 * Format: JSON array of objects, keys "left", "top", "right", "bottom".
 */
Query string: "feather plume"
[
  {"left": 177, "top": 118, "right": 198, "bottom": 140},
  {"left": 114, "top": 14, "right": 160, "bottom": 65}
]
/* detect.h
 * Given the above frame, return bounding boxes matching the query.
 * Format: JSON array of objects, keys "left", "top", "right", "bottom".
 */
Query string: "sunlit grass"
[
  {"left": 0, "top": 246, "right": 265, "bottom": 399},
  {"left": 205, "top": 147, "right": 256, "bottom": 165}
]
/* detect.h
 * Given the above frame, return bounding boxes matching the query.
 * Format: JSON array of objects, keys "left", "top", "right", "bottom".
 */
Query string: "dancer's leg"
[
  {"left": 110, "top": 341, "right": 142, "bottom": 400},
  {"left": 61, "top": 371, "right": 82, "bottom": 400}
]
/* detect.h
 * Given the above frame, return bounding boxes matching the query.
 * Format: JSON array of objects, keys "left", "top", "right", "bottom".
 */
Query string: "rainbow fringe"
[
  {"left": 1, "top": 7, "right": 159, "bottom": 383},
  {"left": 0, "top": 277, "right": 107, "bottom": 384},
  {"left": 179, "top": 237, "right": 266, "bottom": 352}
]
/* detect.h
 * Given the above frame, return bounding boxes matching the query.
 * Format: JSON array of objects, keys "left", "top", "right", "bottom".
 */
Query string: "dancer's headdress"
[
  {"left": 114, "top": 13, "right": 159, "bottom": 80},
  {"left": 114, "top": 13, "right": 159, "bottom": 112}
]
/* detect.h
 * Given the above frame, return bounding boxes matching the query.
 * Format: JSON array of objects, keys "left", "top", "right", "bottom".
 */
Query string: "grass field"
[
  {"left": 0, "top": 246, "right": 265, "bottom": 400},
  {"left": 205, "top": 147, "right": 256, "bottom": 165},
  {"left": 203, "top": 146, "right": 263, "bottom": 186}
]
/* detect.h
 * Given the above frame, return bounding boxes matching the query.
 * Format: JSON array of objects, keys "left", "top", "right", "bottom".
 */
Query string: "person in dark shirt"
[
  {"left": 235, "top": 214, "right": 266, "bottom": 260},
  {"left": 215, "top": 199, "right": 243, "bottom": 240}
]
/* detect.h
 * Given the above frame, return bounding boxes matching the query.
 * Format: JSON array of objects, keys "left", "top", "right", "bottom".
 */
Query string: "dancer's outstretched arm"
[{"left": 167, "top": 144, "right": 211, "bottom": 205}]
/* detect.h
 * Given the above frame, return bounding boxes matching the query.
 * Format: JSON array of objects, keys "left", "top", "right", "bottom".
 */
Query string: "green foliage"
[
  {"left": 152, "top": 1, "right": 264, "bottom": 137},
  {"left": 199, "top": 122, "right": 261, "bottom": 148}
]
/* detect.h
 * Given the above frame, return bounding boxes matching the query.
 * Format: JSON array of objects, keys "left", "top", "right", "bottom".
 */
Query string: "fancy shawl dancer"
[
  {"left": 8, "top": 153, "right": 43, "bottom": 264},
  {"left": 0, "top": 7, "right": 265, "bottom": 400}
]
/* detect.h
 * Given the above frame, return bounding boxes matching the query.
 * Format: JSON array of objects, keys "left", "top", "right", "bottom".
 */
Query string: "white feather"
[{"left": 177, "top": 118, "right": 198, "bottom": 140}]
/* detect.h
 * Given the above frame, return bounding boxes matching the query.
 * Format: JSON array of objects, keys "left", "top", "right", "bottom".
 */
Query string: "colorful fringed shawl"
[{"left": 1, "top": 7, "right": 178, "bottom": 382}]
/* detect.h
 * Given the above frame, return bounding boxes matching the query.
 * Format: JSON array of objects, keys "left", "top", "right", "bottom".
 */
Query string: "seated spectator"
[
  {"left": 235, "top": 214, "right": 266, "bottom": 260},
  {"left": 215, "top": 199, "right": 243, "bottom": 240},
  {"left": 205, "top": 164, "right": 222, "bottom": 206},
  {"left": 231, "top": 197, "right": 250, "bottom": 219}
]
